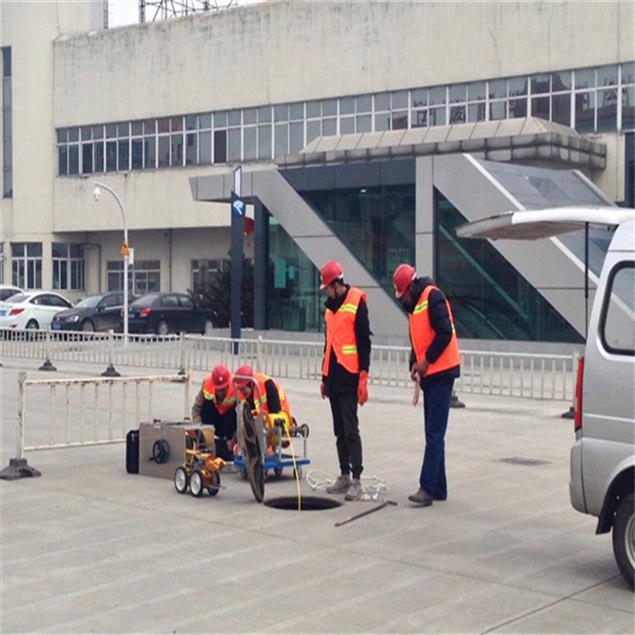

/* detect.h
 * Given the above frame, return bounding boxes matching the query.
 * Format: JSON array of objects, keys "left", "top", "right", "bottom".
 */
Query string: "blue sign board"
[{"left": 231, "top": 192, "right": 245, "bottom": 217}]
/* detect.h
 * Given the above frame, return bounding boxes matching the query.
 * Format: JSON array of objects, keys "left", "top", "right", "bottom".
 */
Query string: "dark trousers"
[
  {"left": 419, "top": 377, "right": 454, "bottom": 500},
  {"left": 329, "top": 391, "right": 363, "bottom": 480}
]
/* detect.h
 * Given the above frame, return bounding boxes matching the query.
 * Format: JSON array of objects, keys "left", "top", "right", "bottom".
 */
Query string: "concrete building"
[{"left": 1, "top": 0, "right": 633, "bottom": 342}]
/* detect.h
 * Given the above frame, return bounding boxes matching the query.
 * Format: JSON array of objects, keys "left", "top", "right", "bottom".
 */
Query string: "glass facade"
[
  {"left": 302, "top": 185, "right": 415, "bottom": 297},
  {"left": 267, "top": 217, "right": 323, "bottom": 332},
  {"left": 57, "top": 62, "right": 635, "bottom": 177},
  {"left": 434, "top": 191, "right": 583, "bottom": 343}
]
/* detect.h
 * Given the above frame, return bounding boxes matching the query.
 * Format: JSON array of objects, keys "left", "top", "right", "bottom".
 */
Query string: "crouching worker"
[
  {"left": 234, "top": 364, "right": 293, "bottom": 452},
  {"left": 191, "top": 363, "right": 238, "bottom": 461}
]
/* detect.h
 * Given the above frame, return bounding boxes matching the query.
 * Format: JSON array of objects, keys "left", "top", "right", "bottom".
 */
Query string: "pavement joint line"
[
  {"left": 567, "top": 591, "right": 634, "bottom": 615},
  {"left": 480, "top": 574, "right": 624, "bottom": 634}
]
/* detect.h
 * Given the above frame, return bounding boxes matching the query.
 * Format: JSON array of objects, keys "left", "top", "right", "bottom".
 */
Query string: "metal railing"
[
  {"left": 1, "top": 328, "right": 579, "bottom": 401},
  {"left": 13, "top": 371, "right": 191, "bottom": 457}
]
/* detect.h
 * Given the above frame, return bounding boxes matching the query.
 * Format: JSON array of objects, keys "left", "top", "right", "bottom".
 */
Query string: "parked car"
[
  {"left": 51, "top": 292, "right": 135, "bottom": 333},
  {"left": 0, "top": 291, "right": 73, "bottom": 330},
  {"left": 457, "top": 206, "right": 635, "bottom": 589},
  {"left": 126, "top": 292, "right": 215, "bottom": 335},
  {"left": 0, "top": 285, "right": 22, "bottom": 302}
]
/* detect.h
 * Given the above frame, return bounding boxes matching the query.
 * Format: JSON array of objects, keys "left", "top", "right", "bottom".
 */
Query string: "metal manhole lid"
[{"left": 498, "top": 457, "right": 551, "bottom": 466}]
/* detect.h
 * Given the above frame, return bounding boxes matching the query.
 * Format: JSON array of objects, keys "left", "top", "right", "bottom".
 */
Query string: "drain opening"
[
  {"left": 265, "top": 496, "right": 342, "bottom": 511},
  {"left": 498, "top": 457, "right": 551, "bottom": 466}
]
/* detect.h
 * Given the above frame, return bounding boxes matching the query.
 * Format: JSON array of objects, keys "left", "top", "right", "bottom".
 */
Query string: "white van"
[{"left": 457, "top": 206, "right": 635, "bottom": 589}]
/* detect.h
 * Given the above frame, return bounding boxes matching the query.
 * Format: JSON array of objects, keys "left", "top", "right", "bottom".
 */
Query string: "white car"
[
  {"left": 0, "top": 285, "right": 22, "bottom": 302},
  {"left": 0, "top": 291, "right": 73, "bottom": 330}
]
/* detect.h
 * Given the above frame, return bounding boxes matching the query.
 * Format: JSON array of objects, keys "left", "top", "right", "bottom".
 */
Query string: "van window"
[{"left": 601, "top": 262, "right": 635, "bottom": 355}]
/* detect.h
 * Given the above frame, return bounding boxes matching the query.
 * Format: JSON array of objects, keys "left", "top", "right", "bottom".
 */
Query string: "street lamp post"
[{"left": 92, "top": 182, "right": 129, "bottom": 346}]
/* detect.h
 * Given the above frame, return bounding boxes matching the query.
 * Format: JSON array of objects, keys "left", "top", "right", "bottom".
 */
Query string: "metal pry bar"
[{"left": 334, "top": 500, "right": 398, "bottom": 527}]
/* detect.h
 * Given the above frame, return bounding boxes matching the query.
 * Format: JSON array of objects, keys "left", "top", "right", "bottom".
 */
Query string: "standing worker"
[
  {"left": 191, "top": 363, "right": 238, "bottom": 460},
  {"left": 393, "top": 264, "right": 460, "bottom": 507},
  {"left": 320, "top": 259, "right": 371, "bottom": 502}
]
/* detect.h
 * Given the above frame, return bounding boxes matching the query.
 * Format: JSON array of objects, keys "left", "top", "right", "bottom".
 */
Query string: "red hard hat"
[
  {"left": 393, "top": 263, "right": 416, "bottom": 299},
  {"left": 211, "top": 363, "right": 230, "bottom": 389},
  {"left": 235, "top": 364, "right": 254, "bottom": 387},
  {"left": 320, "top": 260, "right": 344, "bottom": 289}
]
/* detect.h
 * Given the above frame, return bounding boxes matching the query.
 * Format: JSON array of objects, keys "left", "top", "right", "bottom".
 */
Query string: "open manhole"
[
  {"left": 498, "top": 457, "right": 551, "bottom": 466},
  {"left": 264, "top": 496, "right": 342, "bottom": 511}
]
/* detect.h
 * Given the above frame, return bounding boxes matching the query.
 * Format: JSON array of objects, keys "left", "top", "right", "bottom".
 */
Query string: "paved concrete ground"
[{"left": 1, "top": 358, "right": 633, "bottom": 633}]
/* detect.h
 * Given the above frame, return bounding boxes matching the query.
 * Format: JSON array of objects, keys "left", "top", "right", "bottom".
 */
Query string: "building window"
[
  {"left": 2, "top": 47, "right": 12, "bottom": 197},
  {"left": 107, "top": 260, "right": 160, "bottom": 295},
  {"left": 55, "top": 60, "right": 635, "bottom": 174},
  {"left": 52, "top": 243, "right": 84, "bottom": 290},
  {"left": 0, "top": 243, "right": 4, "bottom": 283},
  {"left": 191, "top": 259, "right": 222, "bottom": 289},
  {"left": 11, "top": 242, "right": 42, "bottom": 289}
]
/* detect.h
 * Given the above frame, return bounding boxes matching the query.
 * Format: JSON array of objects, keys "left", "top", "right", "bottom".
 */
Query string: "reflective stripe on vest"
[
  {"left": 409, "top": 285, "right": 460, "bottom": 377},
  {"left": 322, "top": 286, "right": 366, "bottom": 376},
  {"left": 202, "top": 372, "right": 237, "bottom": 415}
]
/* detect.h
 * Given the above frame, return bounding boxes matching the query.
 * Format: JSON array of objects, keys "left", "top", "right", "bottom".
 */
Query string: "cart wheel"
[
  {"left": 174, "top": 466, "right": 189, "bottom": 494},
  {"left": 240, "top": 467, "right": 248, "bottom": 480},
  {"left": 207, "top": 472, "right": 221, "bottom": 497},
  {"left": 292, "top": 465, "right": 303, "bottom": 479},
  {"left": 274, "top": 466, "right": 283, "bottom": 478},
  {"left": 190, "top": 470, "right": 204, "bottom": 497}
]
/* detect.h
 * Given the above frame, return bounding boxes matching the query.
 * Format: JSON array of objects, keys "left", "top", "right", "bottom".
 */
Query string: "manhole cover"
[
  {"left": 264, "top": 496, "right": 342, "bottom": 511},
  {"left": 498, "top": 457, "right": 551, "bottom": 466}
]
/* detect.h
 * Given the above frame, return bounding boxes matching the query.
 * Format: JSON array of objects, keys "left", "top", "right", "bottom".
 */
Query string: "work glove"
[
  {"left": 320, "top": 382, "right": 326, "bottom": 399},
  {"left": 358, "top": 371, "right": 369, "bottom": 406}
]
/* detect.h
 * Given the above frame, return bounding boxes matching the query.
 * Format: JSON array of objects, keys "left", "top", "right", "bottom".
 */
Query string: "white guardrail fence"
[
  {"left": 0, "top": 327, "right": 579, "bottom": 402},
  {"left": 11, "top": 372, "right": 190, "bottom": 457}
]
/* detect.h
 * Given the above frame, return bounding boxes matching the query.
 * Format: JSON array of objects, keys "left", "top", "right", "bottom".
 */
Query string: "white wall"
[
  {"left": 53, "top": 0, "right": 634, "bottom": 126},
  {"left": 85, "top": 226, "right": 253, "bottom": 295}
]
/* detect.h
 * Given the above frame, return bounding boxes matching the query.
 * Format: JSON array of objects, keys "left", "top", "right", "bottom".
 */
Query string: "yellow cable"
[{"left": 283, "top": 422, "right": 302, "bottom": 511}]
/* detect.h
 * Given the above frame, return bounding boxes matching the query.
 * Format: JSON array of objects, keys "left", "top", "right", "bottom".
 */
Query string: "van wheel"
[{"left": 612, "top": 492, "right": 635, "bottom": 589}]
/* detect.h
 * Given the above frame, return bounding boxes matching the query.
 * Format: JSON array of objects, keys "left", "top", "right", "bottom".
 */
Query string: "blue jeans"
[{"left": 419, "top": 376, "right": 454, "bottom": 499}]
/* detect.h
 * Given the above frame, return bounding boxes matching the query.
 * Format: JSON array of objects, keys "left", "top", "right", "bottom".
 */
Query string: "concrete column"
[{"left": 415, "top": 156, "right": 435, "bottom": 277}]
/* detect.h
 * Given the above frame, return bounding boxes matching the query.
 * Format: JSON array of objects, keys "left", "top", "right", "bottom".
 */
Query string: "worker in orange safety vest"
[
  {"left": 319, "top": 259, "right": 371, "bottom": 502},
  {"left": 393, "top": 263, "right": 461, "bottom": 508},
  {"left": 191, "top": 363, "right": 238, "bottom": 460},
  {"left": 234, "top": 364, "right": 293, "bottom": 451}
]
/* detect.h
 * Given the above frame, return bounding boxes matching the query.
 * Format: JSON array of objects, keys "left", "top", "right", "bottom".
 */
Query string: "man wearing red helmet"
[
  {"left": 319, "top": 259, "right": 371, "bottom": 502},
  {"left": 393, "top": 263, "right": 461, "bottom": 507},
  {"left": 191, "top": 363, "right": 238, "bottom": 460},
  {"left": 234, "top": 364, "right": 293, "bottom": 451}
]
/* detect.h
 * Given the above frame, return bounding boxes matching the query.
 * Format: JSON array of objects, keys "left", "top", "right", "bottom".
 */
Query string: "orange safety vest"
[
  {"left": 409, "top": 285, "right": 460, "bottom": 377},
  {"left": 202, "top": 372, "right": 237, "bottom": 415},
  {"left": 322, "top": 286, "right": 366, "bottom": 376},
  {"left": 249, "top": 372, "right": 292, "bottom": 418}
]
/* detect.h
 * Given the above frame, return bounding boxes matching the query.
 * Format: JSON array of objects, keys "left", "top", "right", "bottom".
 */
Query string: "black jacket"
[
  {"left": 405, "top": 277, "right": 460, "bottom": 385},
  {"left": 322, "top": 285, "right": 371, "bottom": 396}
]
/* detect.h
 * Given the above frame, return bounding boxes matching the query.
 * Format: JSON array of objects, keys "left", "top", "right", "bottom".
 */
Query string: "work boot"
[
  {"left": 345, "top": 479, "right": 363, "bottom": 501},
  {"left": 408, "top": 488, "right": 433, "bottom": 507},
  {"left": 326, "top": 474, "right": 351, "bottom": 494}
]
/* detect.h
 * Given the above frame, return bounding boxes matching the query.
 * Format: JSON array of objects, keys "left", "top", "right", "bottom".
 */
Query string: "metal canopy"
[{"left": 456, "top": 207, "right": 635, "bottom": 240}]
